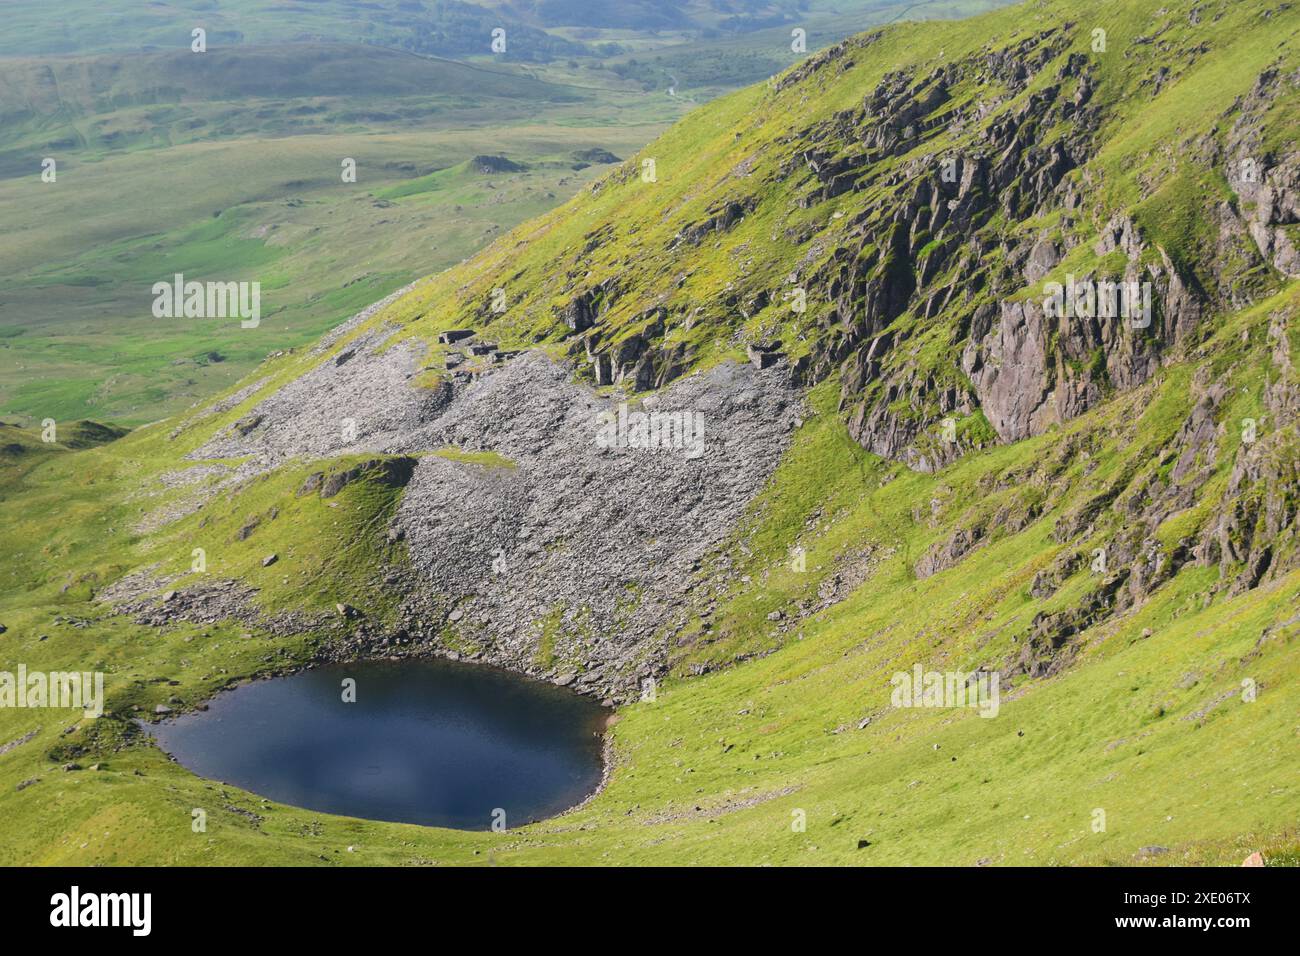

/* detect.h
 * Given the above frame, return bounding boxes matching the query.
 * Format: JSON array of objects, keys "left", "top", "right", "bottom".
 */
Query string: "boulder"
[{"left": 746, "top": 342, "right": 783, "bottom": 369}]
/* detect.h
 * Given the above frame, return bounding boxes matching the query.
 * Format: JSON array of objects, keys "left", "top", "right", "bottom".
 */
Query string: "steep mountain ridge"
[{"left": 390, "top": 0, "right": 1297, "bottom": 470}]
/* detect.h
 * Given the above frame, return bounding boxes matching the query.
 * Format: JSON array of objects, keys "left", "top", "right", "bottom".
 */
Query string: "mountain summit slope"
[
  {"left": 0, "top": 0, "right": 1297, "bottom": 865},
  {"left": 195, "top": 0, "right": 1296, "bottom": 679},
  {"left": 372, "top": 0, "right": 1299, "bottom": 465}
]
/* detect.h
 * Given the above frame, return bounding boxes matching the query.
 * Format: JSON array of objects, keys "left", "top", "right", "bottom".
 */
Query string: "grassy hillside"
[
  {"left": 0, "top": 116, "right": 665, "bottom": 423},
  {"left": 0, "top": 0, "right": 1297, "bottom": 866}
]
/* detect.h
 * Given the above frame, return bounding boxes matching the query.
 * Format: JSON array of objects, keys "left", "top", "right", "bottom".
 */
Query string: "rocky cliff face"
[
  {"left": 1228, "top": 68, "right": 1300, "bottom": 281},
  {"left": 421, "top": 12, "right": 1294, "bottom": 486},
  {"left": 804, "top": 40, "right": 1295, "bottom": 461},
  {"left": 523, "top": 18, "right": 1298, "bottom": 475}
]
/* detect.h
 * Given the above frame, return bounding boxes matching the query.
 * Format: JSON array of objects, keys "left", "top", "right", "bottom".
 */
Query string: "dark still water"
[{"left": 149, "top": 660, "right": 608, "bottom": 830}]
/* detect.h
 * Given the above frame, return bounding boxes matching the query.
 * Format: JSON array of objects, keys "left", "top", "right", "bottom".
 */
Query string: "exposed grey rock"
[
  {"left": 390, "top": 353, "right": 801, "bottom": 700},
  {"left": 192, "top": 331, "right": 446, "bottom": 468},
  {"left": 471, "top": 155, "right": 524, "bottom": 175},
  {"left": 1227, "top": 68, "right": 1300, "bottom": 279},
  {"left": 0, "top": 729, "right": 38, "bottom": 757}
]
